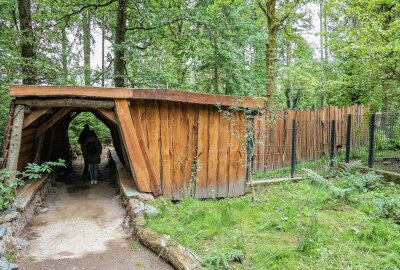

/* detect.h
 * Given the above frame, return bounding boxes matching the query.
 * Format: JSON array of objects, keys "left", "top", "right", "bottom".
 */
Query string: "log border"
[{"left": 107, "top": 147, "right": 202, "bottom": 270}]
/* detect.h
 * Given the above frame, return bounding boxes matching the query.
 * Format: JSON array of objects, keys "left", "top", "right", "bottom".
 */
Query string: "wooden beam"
[
  {"left": 114, "top": 100, "right": 162, "bottom": 196},
  {"left": 23, "top": 107, "right": 51, "bottom": 129},
  {"left": 6, "top": 105, "right": 25, "bottom": 183},
  {"left": 35, "top": 108, "right": 71, "bottom": 138},
  {"left": 95, "top": 109, "right": 118, "bottom": 126},
  {"left": 15, "top": 98, "right": 115, "bottom": 109},
  {"left": 10, "top": 85, "right": 265, "bottom": 109}
]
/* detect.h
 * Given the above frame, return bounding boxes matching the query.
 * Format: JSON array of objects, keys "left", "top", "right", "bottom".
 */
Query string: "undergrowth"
[{"left": 146, "top": 164, "right": 400, "bottom": 269}]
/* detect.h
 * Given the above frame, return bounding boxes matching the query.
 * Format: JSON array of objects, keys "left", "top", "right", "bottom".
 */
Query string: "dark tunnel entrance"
[{"left": 30, "top": 107, "right": 127, "bottom": 176}]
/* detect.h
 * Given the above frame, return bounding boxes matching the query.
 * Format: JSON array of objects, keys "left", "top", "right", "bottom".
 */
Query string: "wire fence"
[{"left": 248, "top": 111, "right": 400, "bottom": 181}]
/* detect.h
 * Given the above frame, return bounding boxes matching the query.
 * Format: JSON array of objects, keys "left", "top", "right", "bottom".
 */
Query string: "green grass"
[{"left": 146, "top": 179, "right": 400, "bottom": 269}]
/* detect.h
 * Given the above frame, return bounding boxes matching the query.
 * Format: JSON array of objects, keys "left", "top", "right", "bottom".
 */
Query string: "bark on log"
[
  {"left": 15, "top": 98, "right": 115, "bottom": 109},
  {"left": 6, "top": 105, "right": 25, "bottom": 183},
  {"left": 137, "top": 227, "right": 202, "bottom": 270}
]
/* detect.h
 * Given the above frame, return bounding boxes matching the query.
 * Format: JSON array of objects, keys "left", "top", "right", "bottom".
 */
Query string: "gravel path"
[{"left": 17, "top": 156, "right": 174, "bottom": 270}]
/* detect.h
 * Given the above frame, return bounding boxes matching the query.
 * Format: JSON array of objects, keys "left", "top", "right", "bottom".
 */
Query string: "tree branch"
[{"left": 58, "top": 0, "right": 117, "bottom": 22}]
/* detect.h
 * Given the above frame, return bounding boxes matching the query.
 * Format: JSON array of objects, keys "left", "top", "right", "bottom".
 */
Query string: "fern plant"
[{"left": 305, "top": 160, "right": 383, "bottom": 201}]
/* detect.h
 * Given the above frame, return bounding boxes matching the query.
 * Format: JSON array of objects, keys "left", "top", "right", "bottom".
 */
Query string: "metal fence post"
[
  {"left": 345, "top": 114, "right": 352, "bottom": 163},
  {"left": 290, "top": 120, "right": 297, "bottom": 178},
  {"left": 368, "top": 114, "right": 376, "bottom": 168},
  {"left": 330, "top": 120, "right": 336, "bottom": 170}
]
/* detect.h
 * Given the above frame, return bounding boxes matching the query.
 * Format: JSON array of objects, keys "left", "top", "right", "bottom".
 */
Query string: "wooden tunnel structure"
[{"left": 2, "top": 85, "right": 264, "bottom": 199}]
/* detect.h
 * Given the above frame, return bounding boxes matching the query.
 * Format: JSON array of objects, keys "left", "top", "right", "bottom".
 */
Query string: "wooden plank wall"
[
  {"left": 253, "top": 105, "right": 365, "bottom": 173},
  {"left": 126, "top": 100, "right": 246, "bottom": 199}
]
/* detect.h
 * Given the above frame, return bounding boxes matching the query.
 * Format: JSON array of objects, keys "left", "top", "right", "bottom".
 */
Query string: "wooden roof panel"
[{"left": 10, "top": 85, "right": 265, "bottom": 109}]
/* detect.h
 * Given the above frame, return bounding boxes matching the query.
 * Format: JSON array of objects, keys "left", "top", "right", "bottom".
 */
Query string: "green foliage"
[
  {"left": 68, "top": 112, "right": 112, "bottom": 150},
  {"left": 204, "top": 247, "right": 244, "bottom": 270},
  {"left": 375, "top": 197, "right": 400, "bottom": 224},
  {"left": 0, "top": 171, "right": 23, "bottom": 212},
  {"left": 0, "top": 159, "right": 65, "bottom": 211},
  {"left": 21, "top": 159, "right": 66, "bottom": 180},
  {"left": 146, "top": 179, "right": 400, "bottom": 269},
  {"left": 305, "top": 161, "right": 383, "bottom": 201},
  {"left": 297, "top": 214, "right": 320, "bottom": 253}
]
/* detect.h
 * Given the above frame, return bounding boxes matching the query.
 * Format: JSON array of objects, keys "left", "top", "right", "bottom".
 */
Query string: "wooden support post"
[
  {"left": 33, "top": 135, "right": 45, "bottom": 164},
  {"left": 95, "top": 109, "right": 118, "bottom": 126},
  {"left": 23, "top": 107, "right": 51, "bottom": 129},
  {"left": 6, "top": 105, "right": 25, "bottom": 183},
  {"left": 114, "top": 100, "right": 162, "bottom": 196},
  {"left": 35, "top": 108, "right": 71, "bottom": 138},
  {"left": 16, "top": 99, "right": 115, "bottom": 109}
]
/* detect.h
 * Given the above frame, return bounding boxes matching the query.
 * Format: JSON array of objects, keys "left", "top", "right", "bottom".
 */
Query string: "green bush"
[
  {"left": 375, "top": 197, "right": 400, "bottom": 224},
  {"left": 0, "top": 159, "right": 65, "bottom": 211}
]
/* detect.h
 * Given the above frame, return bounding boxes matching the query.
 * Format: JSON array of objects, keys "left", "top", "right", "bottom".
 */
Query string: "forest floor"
[{"left": 16, "top": 155, "right": 173, "bottom": 270}]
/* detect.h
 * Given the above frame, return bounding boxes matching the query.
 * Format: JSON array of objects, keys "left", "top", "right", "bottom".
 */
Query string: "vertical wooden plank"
[
  {"left": 195, "top": 105, "right": 209, "bottom": 198},
  {"left": 137, "top": 100, "right": 149, "bottom": 149},
  {"left": 168, "top": 102, "right": 175, "bottom": 195},
  {"left": 179, "top": 104, "right": 189, "bottom": 198},
  {"left": 172, "top": 102, "right": 181, "bottom": 200},
  {"left": 184, "top": 104, "right": 197, "bottom": 197},
  {"left": 258, "top": 113, "right": 266, "bottom": 171},
  {"left": 228, "top": 111, "right": 239, "bottom": 197},
  {"left": 236, "top": 110, "right": 246, "bottom": 196},
  {"left": 130, "top": 101, "right": 162, "bottom": 195},
  {"left": 160, "top": 101, "right": 172, "bottom": 198},
  {"left": 253, "top": 114, "right": 260, "bottom": 172},
  {"left": 146, "top": 101, "right": 161, "bottom": 186},
  {"left": 115, "top": 100, "right": 161, "bottom": 195},
  {"left": 217, "top": 110, "right": 230, "bottom": 198},
  {"left": 207, "top": 107, "right": 219, "bottom": 197}
]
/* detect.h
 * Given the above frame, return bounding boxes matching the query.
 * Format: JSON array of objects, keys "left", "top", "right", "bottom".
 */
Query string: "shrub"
[
  {"left": 375, "top": 197, "right": 400, "bottom": 224},
  {"left": 305, "top": 161, "right": 383, "bottom": 201},
  {"left": 0, "top": 159, "right": 65, "bottom": 211},
  {"left": 204, "top": 247, "right": 245, "bottom": 270}
]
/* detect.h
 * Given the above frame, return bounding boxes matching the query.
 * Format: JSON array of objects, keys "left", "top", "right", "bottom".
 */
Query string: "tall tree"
[
  {"left": 18, "top": 0, "right": 36, "bottom": 85},
  {"left": 258, "top": 0, "right": 305, "bottom": 107},
  {"left": 114, "top": 0, "right": 126, "bottom": 87},
  {"left": 82, "top": 9, "right": 91, "bottom": 86}
]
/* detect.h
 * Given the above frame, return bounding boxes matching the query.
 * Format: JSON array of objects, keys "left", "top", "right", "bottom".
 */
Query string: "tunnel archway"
[{"left": 3, "top": 85, "right": 264, "bottom": 199}]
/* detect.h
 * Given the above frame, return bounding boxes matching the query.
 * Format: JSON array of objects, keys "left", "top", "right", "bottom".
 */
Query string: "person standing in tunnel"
[
  {"left": 78, "top": 124, "right": 92, "bottom": 181},
  {"left": 84, "top": 130, "right": 102, "bottom": 184}
]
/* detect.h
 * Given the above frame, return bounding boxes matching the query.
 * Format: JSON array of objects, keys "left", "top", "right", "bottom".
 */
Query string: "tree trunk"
[
  {"left": 265, "top": 0, "right": 277, "bottom": 108},
  {"left": 61, "top": 26, "right": 68, "bottom": 82},
  {"left": 83, "top": 9, "right": 91, "bottom": 86},
  {"left": 101, "top": 16, "right": 105, "bottom": 87},
  {"left": 114, "top": 0, "right": 127, "bottom": 87},
  {"left": 6, "top": 105, "right": 25, "bottom": 184},
  {"left": 285, "top": 40, "right": 292, "bottom": 108},
  {"left": 18, "top": 0, "right": 36, "bottom": 85},
  {"left": 319, "top": 0, "right": 325, "bottom": 107},
  {"left": 212, "top": 28, "right": 219, "bottom": 94}
]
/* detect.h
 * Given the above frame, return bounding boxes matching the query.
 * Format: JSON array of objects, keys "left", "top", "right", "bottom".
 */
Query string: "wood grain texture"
[
  {"left": 115, "top": 100, "right": 161, "bottom": 195},
  {"left": 195, "top": 105, "right": 209, "bottom": 198},
  {"left": 95, "top": 109, "right": 118, "bottom": 126},
  {"left": 23, "top": 108, "right": 50, "bottom": 129},
  {"left": 10, "top": 85, "right": 265, "bottom": 108},
  {"left": 129, "top": 100, "right": 162, "bottom": 196},
  {"left": 207, "top": 108, "right": 219, "bottom": 197},
  {"left": 160, "top": 101, "right": 172, "bottom": 198},
  {"left": 35, "top": 108, "right": 71, "bottom": 138},
  {"left": 217, "top": 111, "right": 230, "bottom": 197}
]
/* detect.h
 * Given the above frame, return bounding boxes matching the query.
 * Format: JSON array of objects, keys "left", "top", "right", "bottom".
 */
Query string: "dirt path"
[{"left": 17, "top": 156, "right": 174, "bottom": 270}]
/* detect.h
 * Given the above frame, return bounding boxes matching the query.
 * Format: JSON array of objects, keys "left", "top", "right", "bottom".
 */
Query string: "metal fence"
[{"left": 249, "top": 112, "right": 400, "bottom": 181}]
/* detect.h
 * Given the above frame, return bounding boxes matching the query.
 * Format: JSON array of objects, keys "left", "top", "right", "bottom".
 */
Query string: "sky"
[{"left": 86, "top": 3, "right": 321, "bottom": 85}]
